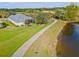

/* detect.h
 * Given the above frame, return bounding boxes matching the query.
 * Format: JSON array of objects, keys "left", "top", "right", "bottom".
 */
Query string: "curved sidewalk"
[{"left": 12, "top": 20, "right": 57, "bottom": 57}]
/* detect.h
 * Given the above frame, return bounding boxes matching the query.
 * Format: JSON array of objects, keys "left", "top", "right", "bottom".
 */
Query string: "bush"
[
  {"left": 35, "top": 13, "right": 48, "bottom": 24},
  {"left": 2, "top": 22, "right": 8, "bottom": 27},
  {"left": 24, "top": 20, "right": 30, "bottom": 28},
  {"left": 24, "top": 20, "right": 30, "bottom": 25}
]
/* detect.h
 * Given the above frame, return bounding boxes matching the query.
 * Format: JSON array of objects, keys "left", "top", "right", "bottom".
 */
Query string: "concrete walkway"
[{"left": 12, "top": 20, "right": 58, "bottom": 57}]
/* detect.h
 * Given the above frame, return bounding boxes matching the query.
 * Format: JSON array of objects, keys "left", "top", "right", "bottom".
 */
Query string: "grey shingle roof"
[{"left": 9, "top": 14, "right": 33, "bottom": 23}]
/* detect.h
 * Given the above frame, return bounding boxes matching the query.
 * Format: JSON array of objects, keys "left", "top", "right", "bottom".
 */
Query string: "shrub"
[
  {"left": 2, "top": 22, "right": 8, "bottom": 27},
  {"left": 24, "top": 20, "right": 30, "bottom": 27},
  {"left": 35, "top": 13, "right": 48, "bottom": 24}
]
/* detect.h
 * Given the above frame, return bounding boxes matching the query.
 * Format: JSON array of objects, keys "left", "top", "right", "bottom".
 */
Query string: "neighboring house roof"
[
  {"left": 42, "top": 10, "right": 55, "bottom": 14},
  {"left": 8, "top": 14, "right": 33, "bottom": 23}
]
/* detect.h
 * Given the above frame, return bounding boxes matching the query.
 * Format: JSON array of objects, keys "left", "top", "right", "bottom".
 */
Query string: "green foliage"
[
  {"left": 0, "top": 7, "right": 64, "bottom": 18},
  {"left": 54, "top": 9, "right": 65, "bottom": 19},
  {"left": 2, "top": 22, "right": 8, "bottom": 27},
  {"left": 35, "top": 13, "right": 48, "bottom": 24},
  {"left": 54, "top": 3, "right": 79, "bottom": 21},
  {"left": 24, "top": 20, "right": 30, "bottom": 27},
  {"left": 63, "top": 3, "right": 78, "bottom": 21}
]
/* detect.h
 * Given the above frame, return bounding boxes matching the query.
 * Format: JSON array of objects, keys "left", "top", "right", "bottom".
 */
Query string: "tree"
[
  {"left": 35, "top": 13, "right": 48, "bottom": 24},
  {"left": 2, "top": 22, "right": 8, "bottom": 28},
  {"left": 54, "top": 9, "right": 65, "bottom": 19},
  {"left": 63, "top": 3, "right": 78, "bottom": 21},
  {"left": 53, "top": 3, "right": 79, "bottom": 21},
  {"left": 24, "top": 20, "right": 30, "bottom": 27}
]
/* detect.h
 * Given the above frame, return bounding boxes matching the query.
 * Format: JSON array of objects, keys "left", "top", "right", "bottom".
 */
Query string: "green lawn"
[
  {"left": 24, "top": 20, "right": 67, "bottom": 57},
  {"left": 0, "top": 22, "right": 52, "bottom": 56}
]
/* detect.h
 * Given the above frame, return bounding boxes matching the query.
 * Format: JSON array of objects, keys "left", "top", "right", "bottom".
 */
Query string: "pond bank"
[{"left": 56, "top": 22, "right": 79, "bottom": 57}]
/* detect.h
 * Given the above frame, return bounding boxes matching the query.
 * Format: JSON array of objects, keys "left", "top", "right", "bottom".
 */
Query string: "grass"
[
  {"left": 24, "top": 20, "right": 67, "bottom": 57},
  {"left": 5, "top": 21, "right": 16, "bottom": 27},
  {"left": 0, "top": 22, "right": 52, "bottom": 56}
]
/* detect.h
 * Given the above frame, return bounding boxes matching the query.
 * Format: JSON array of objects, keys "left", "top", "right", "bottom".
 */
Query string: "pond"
[{"left": 56, "top": 22, "right": 79, "bottom": 57}]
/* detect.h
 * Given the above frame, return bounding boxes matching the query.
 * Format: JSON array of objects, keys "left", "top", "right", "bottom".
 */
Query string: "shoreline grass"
[{"left": 24, "top": 20, "right": 67, "bottom": 57}]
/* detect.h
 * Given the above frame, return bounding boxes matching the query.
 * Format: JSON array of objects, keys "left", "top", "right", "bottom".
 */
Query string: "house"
[
  {"left": 42, "top": 10, "right": 55, "bottom": 14},
  {"left": 8, "top": 14, "right": 34, "bottom": 26}
]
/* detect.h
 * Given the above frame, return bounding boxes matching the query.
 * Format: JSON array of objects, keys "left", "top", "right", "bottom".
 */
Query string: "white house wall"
[{"left": 8, "top": 18, "right": 25, "bottom": 26}]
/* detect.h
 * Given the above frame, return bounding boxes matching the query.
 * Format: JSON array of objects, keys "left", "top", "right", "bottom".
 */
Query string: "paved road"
[{"left": 12, "top": 20, "right": 58, "bottom": 57}]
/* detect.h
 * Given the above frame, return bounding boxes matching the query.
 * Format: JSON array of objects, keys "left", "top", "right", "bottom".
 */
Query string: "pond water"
[{"left": 56, "top": 23, "right": 79, "bottom": 57}]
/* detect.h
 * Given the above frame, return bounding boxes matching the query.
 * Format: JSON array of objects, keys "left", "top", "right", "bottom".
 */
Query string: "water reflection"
[{"left": 56, "top": 22, "right": 79, "bottom": 57}]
